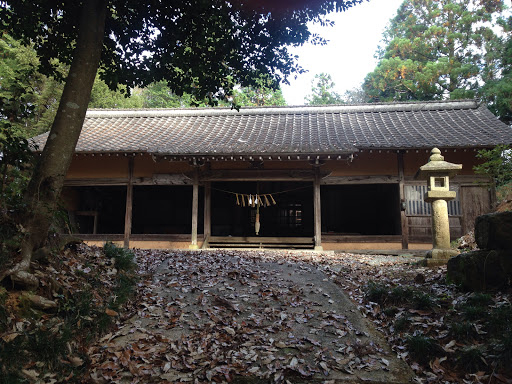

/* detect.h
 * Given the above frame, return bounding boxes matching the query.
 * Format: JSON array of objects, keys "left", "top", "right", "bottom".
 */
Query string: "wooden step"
[{"left": 206, "top": 236, "right": 315, "bottom": 249}]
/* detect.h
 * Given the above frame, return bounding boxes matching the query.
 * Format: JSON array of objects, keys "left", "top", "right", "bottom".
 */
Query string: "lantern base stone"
[{"left": 424, "top": 248, "right": 459, "bottom": 266}]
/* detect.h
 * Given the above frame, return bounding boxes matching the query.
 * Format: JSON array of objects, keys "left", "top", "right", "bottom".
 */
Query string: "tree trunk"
[{"left": 6, "top": 0, "right": 107, "bottom": 287}]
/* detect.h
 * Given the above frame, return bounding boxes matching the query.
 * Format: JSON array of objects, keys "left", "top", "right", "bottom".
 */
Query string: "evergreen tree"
[
  {"left": 481, "top": 15, "right": 512, "bottom": 125},
  {"left": 363, "top": 0, "right": 508, "bottom": 102},
  {"left": 305, "top": 73, "right": 344, "bottom": 105}
]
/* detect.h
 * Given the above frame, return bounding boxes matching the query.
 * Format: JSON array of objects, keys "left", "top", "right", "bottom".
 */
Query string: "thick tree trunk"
[{"left": 6, "top": 0, "right": 107, "bottom": 287}]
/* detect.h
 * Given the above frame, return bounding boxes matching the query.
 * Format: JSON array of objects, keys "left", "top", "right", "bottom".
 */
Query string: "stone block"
[
  {"left": 424, "top": 190, "right": 456, "bottom": 202},
  {"left": 447, "top": 250, "right": 512, "bottom": 291},
  {"left": 475, "top": 211, "right": 512, "bottom": 250},
  {"left": 425, "top": 249, "right": 459, "bottom": 266}
]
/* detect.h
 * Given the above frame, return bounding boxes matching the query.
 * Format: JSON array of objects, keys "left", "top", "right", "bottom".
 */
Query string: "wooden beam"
[
  {"left": 209, "top": 236, "right": 313, "bottom": 244},
  {"left": 322, "top": 234, "right": 402, "bottom": 243},
  {"left": 313, "top": 167, "right": 323, "bottom": 251},
  {"left": 203, "top": 181, "right": 211, "bottom": 247},
  {"left": 123, "top": 157, "right": 134, "bottom": 248},
  {"left": 200, "top": 169, "right": 329, "bottom": 181},
  {"left": 398, "top": 151, "right": 409, "bottom": 250},
  {"left": 136, "top": 174, "right": 192, "bottom": 185},
  {"left": 190, "top": 168, "right": 199, "bottom": 249},
  {"left": 321, "top": 175, "right": 399, "bottom": 185},
  {"left": 64, "top": 178, "right": 129, "bottom": 186}
]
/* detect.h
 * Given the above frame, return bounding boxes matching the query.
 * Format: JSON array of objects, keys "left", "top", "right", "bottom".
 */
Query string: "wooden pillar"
[
  {"left": 398, "top": 151, "right": 409, "bottom": 249},
  {"left": 313, "top": 168, "right": 323, "bottom": 251},
  {"left": 123, "top": 157, "right": 134, "bottom": 249},
  {"left": 190, "top": 168, "right": 199, "bottom": 249},
  {"left": 203, "top": 181, "right": 211, "bottom": 248}
]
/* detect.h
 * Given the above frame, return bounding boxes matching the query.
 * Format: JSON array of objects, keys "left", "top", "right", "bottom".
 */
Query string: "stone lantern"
[{"left": 416, "top": 148, "right": 462, "bottom": 265}]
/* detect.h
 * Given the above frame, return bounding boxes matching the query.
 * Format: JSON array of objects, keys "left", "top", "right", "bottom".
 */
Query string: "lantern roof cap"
[{"left": 416, "top": 148, "right": 462, "bottom": 179}]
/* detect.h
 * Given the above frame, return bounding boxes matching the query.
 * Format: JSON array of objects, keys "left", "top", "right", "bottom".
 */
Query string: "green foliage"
[
  {"left": 363, "top": 0, "right": 509, "bottom": 105},
  {"left": 2, "top": 1, "right": 361, "bottom": 104},
  {"left": 393, "top": 315, "right": 410, "bottom": 332},
  {"left": 27, "top": 324, "right": 73, "bottom": 368},
  {"left": 474, "top": 145, "right": 512, "bottom": 189},
  {"left": 481, "top": 15, "right": 512, "bottom": 125},
  {"left": 59, "top": 290, "right": 94, "bottom": 324},
  {"left": 389, "top": 285, "right": 415, "bottom": 304},
  {"left": 365, "top": 281, "right": 389, "bottom": 304},
  {"left": 406, "top": 335, "right": 443, "bottom": 364},
  {"left": 449, "top": 321, "right": 475, "bottom": 340},
  {"left": 0, "top": 37, "right": 39, "bottom": 272},
  {"left": 411, "top": 292, "right": 435, "bottom": 310},
  {"left": 475, "top": 145, "right": 512, "bottom": 208},
  {"left": 135, "top": 75, "right": 287, "bottom": 109},
  {"left": 103, "top": 241, "right": 136, "bottom": 272},
  {"left": 89, "top": 75, "right": 144, "bottom": 109},
  {"left": 461, "top": 304, "right": 488, "bottom": 320},
  {"left": 342, "top": 86, "right": 369, "bottom": 104},
  {"left": 0, "top": 33, "right": 64, "bottom": 137},
  {"left": 229, "top": 75, "right": 287, "bottom": 107},
  {"left": 139, "top": 81, "right": 206, "bottom": 108},
  {"left": 455, "top": 345, "right": 487, "bottom": 373},
  {"left": 382, "top": 306, "right": 399, "bottom": 317},
  {"left": 365, "top": 282, "right": 434, "bottom": 309},
  {"left": 492, "top": 331, "right": 512, "bottom": 366},
  {"left": 305, "top": 73, "right": 344, "bottom": 105},
  {"left": 486, "top": 304, "right": 512, "bottom": 335},
  {"left": 466, "top": 292, "right": 493, "bottom": 308},
  {"left": 456, "top": 293, "right": 493, "bottom": 321}
]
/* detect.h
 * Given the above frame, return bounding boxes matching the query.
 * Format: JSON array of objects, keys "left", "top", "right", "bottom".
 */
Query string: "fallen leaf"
[
  {"left": 1, "top": 332, "right": 20, "bottom": 342},
  {"left": 105, "top": 308, "right": 118, "bottom": 317}
]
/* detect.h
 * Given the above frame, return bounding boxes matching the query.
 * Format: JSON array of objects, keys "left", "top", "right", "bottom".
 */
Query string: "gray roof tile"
[{"left": 31, "top": 100, "right": 512, "bottom": 157}]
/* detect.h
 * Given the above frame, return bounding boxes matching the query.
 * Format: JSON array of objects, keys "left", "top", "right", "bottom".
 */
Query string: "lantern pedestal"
[{"left": 416, "top": 148, "right": 462, "bottom": 266}]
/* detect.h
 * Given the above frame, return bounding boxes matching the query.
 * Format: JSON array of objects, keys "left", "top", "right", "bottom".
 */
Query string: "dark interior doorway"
[
  {"left": 321, "top": 184, "right": 401, "bottom": 235},
  {"left": 132, "top": 186, "right": 203, "bottom": 234},
  {"left": 211, "top": 181, "right": 313, "bottom": 237}
]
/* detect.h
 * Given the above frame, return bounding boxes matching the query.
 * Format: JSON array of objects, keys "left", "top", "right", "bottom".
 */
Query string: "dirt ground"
[{"left": 88, "top": 250, "right": 414, "bottom": 383}]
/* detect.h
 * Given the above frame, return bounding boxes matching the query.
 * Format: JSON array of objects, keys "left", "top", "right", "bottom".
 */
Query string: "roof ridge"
[{"left": 86, "top": 100, "right": 479, "bottom": 118}]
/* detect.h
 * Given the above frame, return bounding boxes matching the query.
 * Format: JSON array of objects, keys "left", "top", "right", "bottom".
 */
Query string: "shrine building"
[{"left": 32, "top": 99, "right": 512, "bottom": 251}]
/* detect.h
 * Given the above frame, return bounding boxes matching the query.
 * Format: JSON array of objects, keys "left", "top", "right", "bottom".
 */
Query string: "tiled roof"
[{"left": 31, "top": 100, "right": 512, "bottom": 158}]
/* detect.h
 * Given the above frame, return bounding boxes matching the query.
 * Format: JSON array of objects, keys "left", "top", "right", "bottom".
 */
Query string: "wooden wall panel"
[
  {"left": 460, "top": 186, "right": 492, "bottom": 234},
  {"left": 408, "top": 216, "right": 462, "bottom": 242}
]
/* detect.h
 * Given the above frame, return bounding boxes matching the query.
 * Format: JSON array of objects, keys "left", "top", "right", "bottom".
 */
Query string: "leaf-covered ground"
[
  {"left": 0, "top": 242, "right": 138, "bottom": 383},
  {"left": 88, "top": 249, "right": 412, "bottom": 383},
  {"left": 89, "top": 248, "right": 511, "bottom": 384},
  {"left": 1, "top": 245, "right": 511, "bottom": 383}
]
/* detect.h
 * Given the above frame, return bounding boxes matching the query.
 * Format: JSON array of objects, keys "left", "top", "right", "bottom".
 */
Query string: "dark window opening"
[
  {"left": 132, "top": 186, "right": 203, "bottom": 234},
  {"left": 321, "top": 184, "right": 401, "bottom": 235},
  {"left": 62, "top": 186, "right": 126, "bottom": 234}
]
